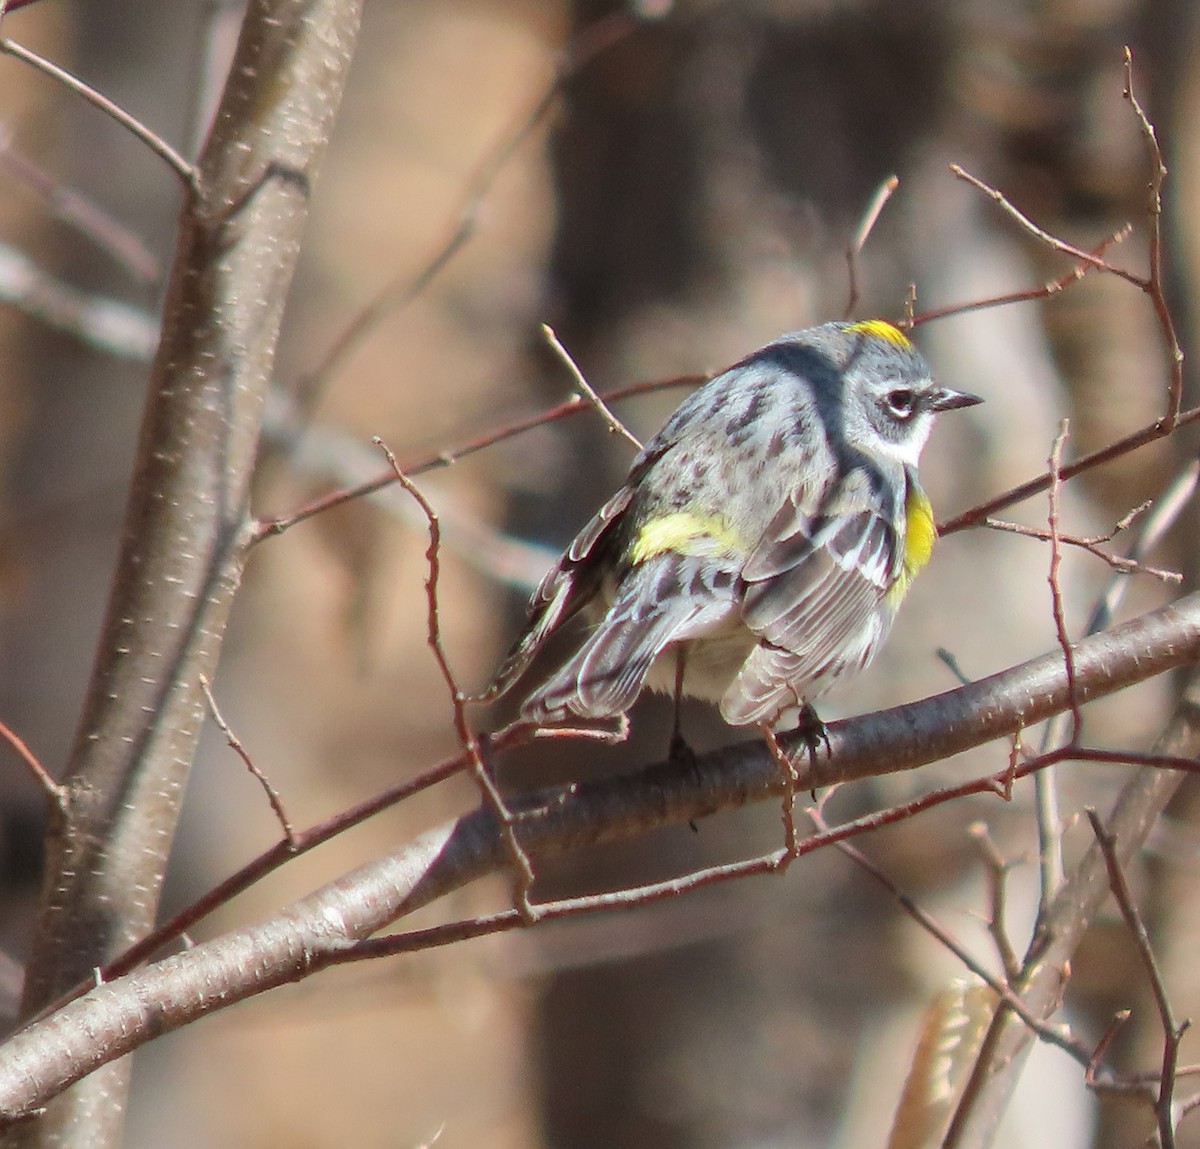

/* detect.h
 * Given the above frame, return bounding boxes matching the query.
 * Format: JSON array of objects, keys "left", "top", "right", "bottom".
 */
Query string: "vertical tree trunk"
[{"left": 4, "top": 2, "right": 362, "bottom": 1145}]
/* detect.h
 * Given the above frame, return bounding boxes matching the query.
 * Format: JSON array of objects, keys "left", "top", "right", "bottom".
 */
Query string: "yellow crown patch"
[{"left": 845, "top": 319, "right": 912, "bottom": 349}]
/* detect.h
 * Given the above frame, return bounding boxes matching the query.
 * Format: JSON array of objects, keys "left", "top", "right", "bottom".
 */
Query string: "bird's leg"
[
  {"left": 793, "top": 701, "right": 831, "bottom": 800},
  {"left": 668, "top": 646, "right": 694, "bottom": 764},
  {"left": 795, "top": 701, "right": 831, "bottom": 767}
]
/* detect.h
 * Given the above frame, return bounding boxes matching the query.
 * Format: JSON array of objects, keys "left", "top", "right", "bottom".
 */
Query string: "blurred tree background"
[{"left": 0, "top": 1, "right": 1196, "bottom": 1146}]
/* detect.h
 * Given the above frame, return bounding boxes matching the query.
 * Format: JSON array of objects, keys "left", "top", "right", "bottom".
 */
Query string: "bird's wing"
[
  {"left": 722, "top": 469, "right": 902, "bottom": 725},
  {"left": 523, "top": 550, "right": 740, "bottom": 722}
]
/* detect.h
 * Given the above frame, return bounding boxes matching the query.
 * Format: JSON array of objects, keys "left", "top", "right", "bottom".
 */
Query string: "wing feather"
[{"left": 722, "top": 470, "right": 903, "bottom": 725}]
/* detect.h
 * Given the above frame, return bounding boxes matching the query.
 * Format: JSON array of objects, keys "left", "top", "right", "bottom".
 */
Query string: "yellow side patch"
[
  {"left": 630, "top": 512, "right": 742, "bottom": 565},
  {"left": 845, "top": 318, "right": 912, "bottom": 349},
  {"left": 888, "top": 485, "right": 936, "bottom": 606},
  {"left": 904, "top": 485, "right": 936, "bottom": 577}
]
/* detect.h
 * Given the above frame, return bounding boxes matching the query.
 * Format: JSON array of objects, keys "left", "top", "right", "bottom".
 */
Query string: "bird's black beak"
[{"left": 930, "top": 386, "right": 984, "bottom": 413}]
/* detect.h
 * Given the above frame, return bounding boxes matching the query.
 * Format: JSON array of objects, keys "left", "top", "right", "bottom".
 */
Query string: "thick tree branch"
[{"left": 1, "top": 589, "right": 1198, "bottom": 1124}]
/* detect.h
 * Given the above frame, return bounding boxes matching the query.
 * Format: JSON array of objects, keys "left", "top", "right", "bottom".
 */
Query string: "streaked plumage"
[{"left": 484, "top": 320, "right": 980, "bottom": 729}]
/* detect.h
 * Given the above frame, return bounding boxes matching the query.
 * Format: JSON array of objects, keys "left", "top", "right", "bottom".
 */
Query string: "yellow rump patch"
[
  {"left": 845, "top": 319, "right": 912, "bottom": 349},
  {"left": 630, "top": 512, "right": 743, "bottom": 565}
]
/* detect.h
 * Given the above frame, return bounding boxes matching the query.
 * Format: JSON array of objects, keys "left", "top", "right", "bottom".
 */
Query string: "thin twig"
[
  {"left": 762, "top": 725, "right": 800, "bottom": 863},
  {"left": 811, "top": 809, "right": 1089, "bottom": 1065},
  {"left": 199, "top": 675, "right": 296, "bottom": 849},
  {"left": 1047, "top": 421, "right": 1081, "bottom": 742},
  {"left": 374, "top": 438, "right": 538, "bottom": 919},
  {"left": 0, "top": 716, "right": 63, "bottom": 812},
  {"left": 951, "top": 164, "right": 1144, "bottom": 290},
  {"left": 0, "top": 129, "right": 159, "bottom": 281},
  {"left": 1176, "top": 1091, "right": 1200, "bottom": 1123},
  {"left": 0, "top": 38, "right": 197, "bottom": 192},
  {"left": 251, "top": 371, "right": 706, "bottom": 544},
  {"left": 346, "top": 849, "right": 789, "bottom": 962},
  {"left": 968, "top": 822, "right": 1021, "bottom": 981},
  {"left": 914, "top": 226, "right": 1131, "bottom": 328},
  {"left": 542, "top": 323, "right": 642, "bottom": 450},
  {"left": 941, "top": 404, "right": 1200, "bottom": 536},
  {"left": 1032, "top": 760, "right": 1064, "bottom": 922},
  {"left": 1088, "top": 808, "right": 1187, "bottom": 1148},
  {"left": 952, "top": 63, "right": 1183, "bottom": 433},
  {"left": 1000, "top": 728, "right": 1021, "bottom": 801},
  {"left": 1085, "top": 1010, "right": 1135, "bottom": 1091},
  {"left": 844, "top": 174, "right": 898, "bottom": 319},
  {"left": 1091, "top": 458, "right": 1200, "bottom": 632},
  {"left": 1123, "top": 47, "right": 1184, "bottom": 426},
  {"left": 982, "top": 514, "right": 1180, "bottom": 584},
  {"left": 1029, "top": 424, "right": 1076, "bottom": 917},
  {"left": 526, "top": 716, "right": 630, "bottom": 743}
]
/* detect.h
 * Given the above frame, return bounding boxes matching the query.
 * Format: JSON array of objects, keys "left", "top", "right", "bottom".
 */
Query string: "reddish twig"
[
  {"left": 951, "top": 61, "right": 1183, "bottom": 430},
  {"left": 1123, "top": 47, "right": 1183, "bottom": 426},
  {"left": 1085, "top": 1010, "right": 1136, "bottom": 1092},
  {"left": 1047, "top": 422, "right": 1082, "bottom": 742},
  {"left": 983, "top": 508, "right": 1180, "bottom": 584},
  {"left": 951, "top": 163, "right": 1141, "bottom": 288},
  {"left": 997, "top": 728, "right": 1021, "bottom": 801},
  {"left": 345, "top": 849, "right": 789, "bottom": 962},
  {"left": 0, "top": 715, "right": 63, "bottom": 812},
  {"left": 250, "top": 370, "right": 707, "bottom": 544},
  {"left": 762, "top": 724, "right": 800, "bottom": 863},
  {"left": 1088, "top": 459, "right": 1200, "bottom": 635},
  {"left": 811, "top": 809, "right": 1091, "bottom": 1066},
  {"left": 375, "top": 438, "right": 538, "bottom": 919},
  {"left": 199, "top": 674, "right": 296, "bottom": 849},
  {"left": 913, "top": 226, "right": 1131, "bottom": 329},
  {"left": 940, "top": 405, "right": 1200, "bottom": 536}
]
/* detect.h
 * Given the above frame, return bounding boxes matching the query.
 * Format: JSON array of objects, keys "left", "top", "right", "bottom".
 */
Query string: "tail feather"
[
  {"left": 479, "top": 485, "right": 634, "bottom": 703},
  {"left": 523, "top": 553, "right": 737, "bottom": 722},
  {"left": 478, "top": 563, "right": 594, "bottom": 702}
]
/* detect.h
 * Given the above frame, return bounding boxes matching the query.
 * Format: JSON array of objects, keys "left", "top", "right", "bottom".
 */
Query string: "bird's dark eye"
[{"left": 886, "top": 388, "right": 917, "bottom": 420}]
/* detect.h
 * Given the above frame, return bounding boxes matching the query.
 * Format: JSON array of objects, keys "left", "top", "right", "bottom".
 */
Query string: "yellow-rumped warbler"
[{"left": 484, "top": 319, "right": 981, "bottom": 731}]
